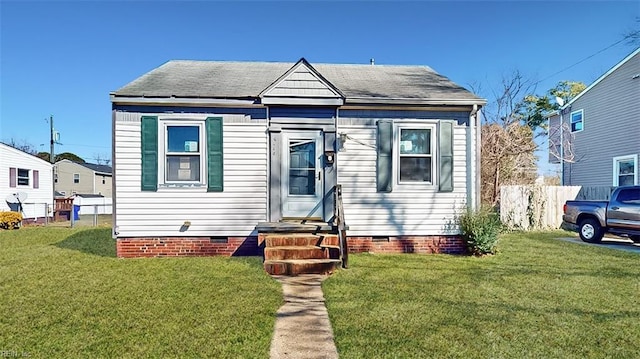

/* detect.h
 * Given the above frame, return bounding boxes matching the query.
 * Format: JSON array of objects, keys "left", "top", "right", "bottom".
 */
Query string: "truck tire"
[{"left": 579, "top": 218, "right": 604, "bottom": 243}]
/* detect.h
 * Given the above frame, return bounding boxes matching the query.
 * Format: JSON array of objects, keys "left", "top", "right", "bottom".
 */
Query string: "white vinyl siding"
[
  {"left": 337, "top": 121, "right": 468, "bottom": 236},
  {"left": 114, "top": 112, "right": 267, "bottom": 237}
]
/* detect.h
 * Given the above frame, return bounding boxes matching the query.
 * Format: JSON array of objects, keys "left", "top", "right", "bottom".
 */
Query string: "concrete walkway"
[{"left": 270, "top": 275, "right": 339, "bottom": 359}]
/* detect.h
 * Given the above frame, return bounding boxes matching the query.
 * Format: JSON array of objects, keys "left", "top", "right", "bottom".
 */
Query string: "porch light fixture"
[{"left": 180, "top": 221, "right": 191, "bottom": 232}]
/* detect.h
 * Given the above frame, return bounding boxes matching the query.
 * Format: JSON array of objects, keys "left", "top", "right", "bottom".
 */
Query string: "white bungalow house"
[
  {"left": 110, "top": 58, "right": 485, "bottom": 272},
  {"left": 0, "top": 143, "right": 53, "bottom": 223}
]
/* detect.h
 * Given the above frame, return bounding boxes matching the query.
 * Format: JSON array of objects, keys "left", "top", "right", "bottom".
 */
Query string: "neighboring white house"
[{"left": 0, "top": 143, "right": 53, "bottom": 222}]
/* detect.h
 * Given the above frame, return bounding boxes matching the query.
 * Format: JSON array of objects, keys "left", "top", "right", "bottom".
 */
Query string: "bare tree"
[
  {"left": 480, "top": 71, "right": 539, "bottom": 206},
  {"left": 2, "top": 138, "right": 38, "bottom": 155},
  {"left": 547, "top": 121, "right": 582, "bottom": 164},
  {"left": 481, "top": 123, "right": 537, "bottom": 206}
]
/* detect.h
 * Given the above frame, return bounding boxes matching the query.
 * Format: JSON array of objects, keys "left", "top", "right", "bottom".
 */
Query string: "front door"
[{"left": 281, "top": 130, "right": 323, "bottom": 218}]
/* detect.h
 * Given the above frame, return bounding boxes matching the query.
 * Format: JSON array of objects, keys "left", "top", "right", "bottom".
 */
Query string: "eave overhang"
[
  {"left": 344, "top": 97, "right": 487, "bottom": 107},
  {"left": 110, "top": 94, "right": 264, "bottom": 108},
  {"left": 260, "top": 97, "right": 344, "bottom": 106}
]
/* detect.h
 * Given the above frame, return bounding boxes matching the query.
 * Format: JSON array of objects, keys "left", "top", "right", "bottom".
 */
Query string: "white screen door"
[{"left": 281, "top": 130, "right": 323, "bottom": 218}]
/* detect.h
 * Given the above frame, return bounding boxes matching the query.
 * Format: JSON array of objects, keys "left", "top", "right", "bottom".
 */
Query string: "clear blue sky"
[{"left": 1, "top": 1, "right": 638, "bottom": 174}]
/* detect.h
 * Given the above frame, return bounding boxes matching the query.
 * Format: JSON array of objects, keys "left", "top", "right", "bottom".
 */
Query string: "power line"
[
  {"left": 535, "top": 31, "right": 639, "bottom": 86},
  {"left": 62, "top": 143, "right": 110, "bottom": 149}
]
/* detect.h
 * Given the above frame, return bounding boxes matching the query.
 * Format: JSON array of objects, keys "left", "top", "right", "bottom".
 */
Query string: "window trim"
[
  {"left": 73, "top": 173, "right": 80, "bottom": 184},
  {"left": 157, "top": 118, "right": 207, "bottom": 189},
  {"left": 393, "top": 123, "right": 437, "bottom": 188},
  {"left": 612, "top": 154, "right": 638, "bottom": 186},
  {"left": 570, "top": 109, "right": 584, "bottom": 133},
  {"left": 17, "top": 168, "right": 30, "bottom": 186}
]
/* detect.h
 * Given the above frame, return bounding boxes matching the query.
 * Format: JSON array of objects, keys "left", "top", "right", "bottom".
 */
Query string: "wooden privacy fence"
[
  {"left": 500, "top": 185, "right": 618, "bottom": 230},
  {"left": 574, "top": 186, "right": 617, "bottom": 201},
  {"left": 500, "top": 185, "right": 581, "bottom": 230}
]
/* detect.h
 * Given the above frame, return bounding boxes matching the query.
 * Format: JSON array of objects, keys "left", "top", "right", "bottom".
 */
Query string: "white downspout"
[
  {"left": 467, "top": 104, "right": 479, "bottom": 210},
  {"left": 475, "top": 106, "right": 482, "bottom": 210},
  {"left": 335, "top": 108, "right": 340, "bottom": 186}
]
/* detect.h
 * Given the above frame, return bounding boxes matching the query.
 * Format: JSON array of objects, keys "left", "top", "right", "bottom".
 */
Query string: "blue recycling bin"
[{"left": 73, "top": 205, "right": 80, "bottom": 220}]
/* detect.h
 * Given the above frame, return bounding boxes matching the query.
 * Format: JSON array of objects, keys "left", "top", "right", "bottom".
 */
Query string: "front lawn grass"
[
  {"left": 0, "top": 227, "right": 281, "bottom": 358},
  {"left": 324, "top": 231, "right": 640, "bottom": 358}
]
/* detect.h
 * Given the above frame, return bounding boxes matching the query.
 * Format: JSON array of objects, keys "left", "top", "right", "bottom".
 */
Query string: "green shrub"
[
  {"left": 0, "top": 211, "right": 23, "bottom": 230},
  {"left": 456, "top": 207, "right": 502, "bottom": 256}
]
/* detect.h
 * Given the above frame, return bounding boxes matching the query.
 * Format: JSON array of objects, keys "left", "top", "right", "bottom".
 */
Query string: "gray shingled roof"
[
  {"left": 80, "top": 162, "right": 112, "bottom": 174},
  {"left": 112, "top": 60, "right": 483, "bottom": 103}
]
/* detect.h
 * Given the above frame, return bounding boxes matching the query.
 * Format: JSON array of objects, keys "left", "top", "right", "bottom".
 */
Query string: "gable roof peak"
[{"left": 259, "top": 58, "right": 345, "bottom": 105}]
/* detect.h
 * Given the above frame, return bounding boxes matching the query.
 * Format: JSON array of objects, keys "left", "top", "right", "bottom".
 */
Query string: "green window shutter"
[
  {"left": 377, "top": 120, "right": 393, "bottom": 193},
  {"left": 206, "top": 117, "right": 224, "bottom": 192},
  {"left": 141, "top": 116, "right": 158, "bottom": 192},
  {"left": 439, "top": 121, "right": 454, "bottom": 192}
]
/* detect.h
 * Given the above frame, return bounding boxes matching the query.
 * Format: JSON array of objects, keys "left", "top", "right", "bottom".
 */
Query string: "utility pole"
[
  {"left": 50, "top": 114, "right": 55, "bottom": 165},
  {"left": 50, "top": 115, "right": 56, "bottom": 218}
]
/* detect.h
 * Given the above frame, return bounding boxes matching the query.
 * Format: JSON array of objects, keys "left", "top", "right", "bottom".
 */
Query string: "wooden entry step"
[
  {"left": 256, "top": 221, "right": 337, "bottom": 234},
  {"left": 260, "top": 233, "right": 339, "bottom": 247},
  {"left": 264, "top": 259, "right": 343, "bottom": 276},
  {"left": 259, "top": 232, "right": 341, "bottom": 276},
  {"left": 265, "top": 245, "right": 341, "bottom": 261}
]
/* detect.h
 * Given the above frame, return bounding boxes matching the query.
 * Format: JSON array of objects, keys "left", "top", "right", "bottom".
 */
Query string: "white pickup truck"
[{"left": 563, "top": 186, "right": 640, "bottom": 243}]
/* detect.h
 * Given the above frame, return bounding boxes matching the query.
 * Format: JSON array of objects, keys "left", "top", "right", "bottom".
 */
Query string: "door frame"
[
  {"left": 280, "top": 130, "right": 324, "bottom": 218},
  {"left": 268, "top": 128, "right": 337, "bottom": 223}
]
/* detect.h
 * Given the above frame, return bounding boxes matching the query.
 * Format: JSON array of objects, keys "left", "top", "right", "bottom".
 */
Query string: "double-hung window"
[
  {"left": 165, "top": 124, "right": 203, "bottom": 183},
  {"left": 397, "top": 126, "right": 435, "bottom": 184},
  {"left": 141, "top": 116, "right": 223, "bottom": 192},
  {"left": 9, "top": 168, "right": 38, "bottom": 188},
  {"left": 613, "top": 154, "right": 638, "bottom": 186},
  {"left": 570, "top": 109, "right": 583, "bottom": 132},
  {"left": 73, "top": 173, "right": 80, "bottom": 184},
  {"left": 17, "top": 168, "right": 30, "bottom": 186},
  {"left": 377, "top": 121, "right": 453, "bottom": 193}
]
